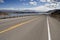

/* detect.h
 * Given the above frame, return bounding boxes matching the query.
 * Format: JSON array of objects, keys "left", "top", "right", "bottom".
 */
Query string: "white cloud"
[
  {"left": 54, "top": 2, "right": 60, "bottom": 9},
  {"left": 40, "top": 0, "right": 47, "bottom": 2},
  {"left": 29, "top": 6, "right": 51, "bottom": 11},
  {"left": 45, "top": 2, "right": 60, "bottom": 9},
  {"left": 45, "top": 3, "right": 56, "bottom": 7},
  {"left": 21, "top": 5, "right": 51, "bottom": 12},
  {"left": 21, "top": 3, "right": 60, "bottom": 12},
  {"left": 0, "top": 0, "right": 60, "bottom": 12},
  {"left": 0, "top": 4, "right": 54, "bottom": 12},
  {"left": 0, "top": 8, "right": 19, "bottom": 10},
  {"left": 40, "top": 0, "right": 52, "bottom": 2},
  {"left": 0, "top": 0, "right": 4, "bottom": 3},
  {"left": 29, "top": 1, "right": 37, "bottom": 5},
  {"left": 40, "top": 0, "right": 58, "bottom": 2}
]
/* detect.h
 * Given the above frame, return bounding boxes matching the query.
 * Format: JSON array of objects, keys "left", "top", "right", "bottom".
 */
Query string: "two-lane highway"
[
  {"left": 0, "top": 16, "right": 38, "bottom": 31},
  {"left": 0, "top": 15, "right": 60, "bottom": 40}
]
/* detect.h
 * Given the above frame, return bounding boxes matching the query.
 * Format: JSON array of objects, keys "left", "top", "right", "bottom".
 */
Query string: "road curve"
[{"left": 0, "top": 15, "right": 60, "bottom": 40}]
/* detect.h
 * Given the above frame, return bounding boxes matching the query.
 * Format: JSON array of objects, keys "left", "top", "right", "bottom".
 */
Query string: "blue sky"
[
  {"left": 0, "top": 0, "right": 47, "bottom": 8},
  {"left": 0, "top": 0, "right": 60, "bottom": 11}
]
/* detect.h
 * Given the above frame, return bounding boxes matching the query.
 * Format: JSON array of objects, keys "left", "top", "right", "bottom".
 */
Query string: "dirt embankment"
[
  {"left": 50, "top": 9, "right": 60, "bottom": 21},
  {"left": 0, "top": 12, "right": 8, "bottom": 16}
]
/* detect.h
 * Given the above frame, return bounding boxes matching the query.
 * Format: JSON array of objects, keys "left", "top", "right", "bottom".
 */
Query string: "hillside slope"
[{"left": 50, "top": 9, "right": 60, "bottom": 21}]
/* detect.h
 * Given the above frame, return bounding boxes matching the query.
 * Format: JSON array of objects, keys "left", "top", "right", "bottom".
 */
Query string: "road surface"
[{"left": 0, "top": 15, "right": 60, "bottom": 40}]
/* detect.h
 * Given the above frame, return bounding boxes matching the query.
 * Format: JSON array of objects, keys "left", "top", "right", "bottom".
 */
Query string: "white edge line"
[{"left": 47, "top": 17, "right": 51, "bottom": 40}]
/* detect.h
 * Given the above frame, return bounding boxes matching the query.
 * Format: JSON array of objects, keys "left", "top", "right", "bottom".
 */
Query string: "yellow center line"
[{"left": 0, "top": 17, "right": 39, "bottom": 34}]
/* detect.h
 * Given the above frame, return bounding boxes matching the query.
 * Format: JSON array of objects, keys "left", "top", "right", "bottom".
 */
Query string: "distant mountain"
[
  {"left": 0, "top": 9, "right": 47, "bottom": 13},
  {"left": 21, "top": 10, "right": 36, "bottom": 12},
  {"left": 47, "top": 9, "right": 60, "bottom": 13},
  {"left": 0, "top": 10, "right": 20, "bottom": 12}
]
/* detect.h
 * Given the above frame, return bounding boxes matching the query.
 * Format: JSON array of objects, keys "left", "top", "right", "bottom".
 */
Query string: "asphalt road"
[{"left": 0, "top": 15, "right": 60, "bottom": 40}]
